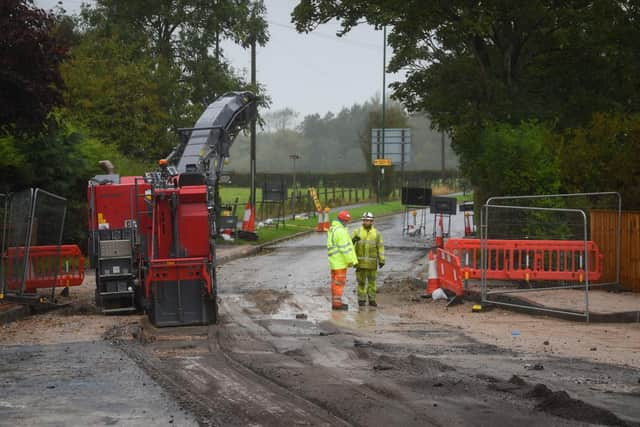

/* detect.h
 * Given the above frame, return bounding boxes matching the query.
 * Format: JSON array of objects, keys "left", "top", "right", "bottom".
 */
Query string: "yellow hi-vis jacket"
[
  {"left": 351, "top": 226, "right": 385, "bottom": 270},
  {"left": 327, "top": 220, "right": 358, "bottom": 270}
]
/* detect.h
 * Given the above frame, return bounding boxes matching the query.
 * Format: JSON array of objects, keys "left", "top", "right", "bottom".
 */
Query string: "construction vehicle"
[{"left": 87, "top": 92, "right": 256, "bottom": 327}]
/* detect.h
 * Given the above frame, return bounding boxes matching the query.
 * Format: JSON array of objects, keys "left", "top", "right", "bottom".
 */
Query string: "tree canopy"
[
  {"left": 292, "top": 0, "right": 640, "bottom": 207},
  {"left": 0, "top": 0, "right": 69, "bottom": 133}
]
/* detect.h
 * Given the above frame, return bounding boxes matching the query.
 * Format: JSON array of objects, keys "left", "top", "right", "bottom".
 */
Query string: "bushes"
[{"left": 458, "top": 121, "right": 561, "bottom": 205}]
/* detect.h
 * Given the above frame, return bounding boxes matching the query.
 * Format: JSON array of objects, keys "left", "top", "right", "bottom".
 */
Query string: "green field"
[{"left": 217, "top": 184, "right": 470, "bottom": 245}]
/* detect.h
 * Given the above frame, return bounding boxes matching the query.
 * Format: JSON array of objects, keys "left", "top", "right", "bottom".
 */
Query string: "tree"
[
  {"left": 86, "top": 0, "right": 270, "bottom": 117},
  {"left": 464, "top": 122, "right": 561, "bottom": 204},
  {"left": 560, "top": 113, "right": 640, "bottom": 209},
  {"left": 0, "top": 0, "right": 69, "bottom": 133},
  {"left": 292, "top": 1, "right": 640, "bottom": 130},
  {"left": 60, "top": 32, "right": 171, "bottom": 159},
  {"left": 291, "top": 0, "right": 640, "bottom": 199},
  {"left": 263, "top": 108, "right": 299, "bottom": 132}
]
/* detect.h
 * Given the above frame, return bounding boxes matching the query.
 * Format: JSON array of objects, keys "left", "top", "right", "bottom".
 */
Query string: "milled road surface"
[{"left": 1, "top": 211, "right": 639, "bottom": 426}]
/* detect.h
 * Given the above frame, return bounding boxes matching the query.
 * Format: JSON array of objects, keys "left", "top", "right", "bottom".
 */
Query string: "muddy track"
[
  {"left": 107, "top": 292, "right": 640, "bottom": 427},
  {"left": 111, "top": 321, "right": 350, "bottom": 427}
]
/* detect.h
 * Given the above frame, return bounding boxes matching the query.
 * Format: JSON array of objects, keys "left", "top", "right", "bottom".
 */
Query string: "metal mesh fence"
[
  {"left": 478, "top": 192, "right": 621, "bottom": 321},
  {"left": 0, "top": 189, "right": 66, "bottom": 298}
]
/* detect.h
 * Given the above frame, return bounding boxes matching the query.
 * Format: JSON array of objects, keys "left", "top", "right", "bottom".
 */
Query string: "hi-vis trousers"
[
  {"left": 330, "top": 268, "right": 347, "bottom": 308},
  {"left": 356, "top": 268, "right": 378, "bottom": 303}
]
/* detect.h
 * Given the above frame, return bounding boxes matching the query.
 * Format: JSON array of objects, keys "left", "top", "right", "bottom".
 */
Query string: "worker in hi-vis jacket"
[
  {"left": 327, "top": 210, "right": 358, "bottom": 310},
  {"left": 351, "top": 212, "right": 385, "bottom": 307}
]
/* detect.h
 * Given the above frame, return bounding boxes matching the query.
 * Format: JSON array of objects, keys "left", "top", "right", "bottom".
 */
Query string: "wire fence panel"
[
  {"left": 1, "top": 189, "right": 67, "bottom": 299},
  {"left": 3, "top": 189, "right": 34, "bottom": 294},
  {"left": 477, "top": 192, "right": 622, "bottom": 322}
]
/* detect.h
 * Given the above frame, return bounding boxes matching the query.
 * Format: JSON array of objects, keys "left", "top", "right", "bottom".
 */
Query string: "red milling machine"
[{"left": 87, "top": 92, "right": 256, "bottom": 326}]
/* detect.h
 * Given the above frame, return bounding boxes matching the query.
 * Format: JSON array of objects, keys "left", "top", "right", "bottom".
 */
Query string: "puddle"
[{"left": 329, "top": 307, "right": 402, "bottom": 330}]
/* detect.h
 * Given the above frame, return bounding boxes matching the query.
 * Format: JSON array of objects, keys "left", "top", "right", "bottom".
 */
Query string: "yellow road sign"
[{"left": 373, "top": 158, "right": 392, "bottom": 167}]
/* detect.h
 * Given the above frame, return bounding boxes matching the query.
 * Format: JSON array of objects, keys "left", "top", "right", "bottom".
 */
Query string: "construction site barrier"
[
  {"left": 444, "top": 238, "right": 603, "bottom": 282},
  {"left": 436, "top": 248, "right": 464, "bottom": 296},
  {"left": 4, "top": 245, "right": 85, "bottom": 292}
]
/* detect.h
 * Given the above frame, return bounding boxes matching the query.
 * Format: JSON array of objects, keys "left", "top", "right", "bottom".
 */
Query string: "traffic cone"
[
  {"left": 315, "top": 210, "right": 324, "bottom": 232},
  {"left": 322, "top": 207, "right": 330, "bottom": 231},
  {"left": 242, "top": 202, "right": 256, "bottom": 232},
  {"left": 435, "top": 214, "right": 444, "bottom": 248},
  {"left": 425, "top": 250, "right": 440, "bottom": 297},
  {"left": 464, "top": 212, "right": 472, "bottom": 236}
]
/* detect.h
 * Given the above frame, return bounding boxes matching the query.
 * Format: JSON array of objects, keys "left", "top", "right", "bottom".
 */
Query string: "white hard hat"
[{"left": 361, "top": 212, "right": 374, "bottom": 220}]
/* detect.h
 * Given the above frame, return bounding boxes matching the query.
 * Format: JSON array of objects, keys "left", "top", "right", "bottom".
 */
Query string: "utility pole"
[
  {"left": 380, "top": 25, "right": 387, "bottom": 204},
  {"left": 441, "top": 130, "right": 445, "bottom": 177},
  {"left": 250, "top": 37, "right": 257, "bottom": 209},
  {"left": 289, "top": 154, "right": 299, "bottom": 219}
]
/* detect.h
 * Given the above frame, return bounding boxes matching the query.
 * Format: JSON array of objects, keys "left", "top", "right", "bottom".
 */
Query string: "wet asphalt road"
[{"left": 0, "top": 341, "right": 197, "bottom": 426}]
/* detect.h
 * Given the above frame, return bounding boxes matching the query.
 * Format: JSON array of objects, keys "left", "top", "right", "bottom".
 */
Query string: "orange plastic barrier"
[
  {"left": 444, "top": 238, "right": 602, "bottom": 282},
  {"left": 436, "top": 248, "right": 464, "bottom": 296},
  {"left": 4, "top": 245, "right": 85, "bottom": 292}
]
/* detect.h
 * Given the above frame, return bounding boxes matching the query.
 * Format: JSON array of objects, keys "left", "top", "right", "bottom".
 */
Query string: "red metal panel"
[
  {"left": 177, "top": 202, "right": 209, "bottom": 257},
  {"left": 148, "top": 258, "right": 211, "bottom": 293},
  {"left": 178, "top": 185, "right": 207, "bottom": 203}
]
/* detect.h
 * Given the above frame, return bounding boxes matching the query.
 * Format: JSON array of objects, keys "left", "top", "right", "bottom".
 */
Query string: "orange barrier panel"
[
  {"left": 444, "top": 238, "right": 603, "bottom": 282},
  {"left": 436, "top": 248, "right": 464, "bottom": 296},
  {"left": 4, "top": 245, "right": 85, "bottom": 292}
]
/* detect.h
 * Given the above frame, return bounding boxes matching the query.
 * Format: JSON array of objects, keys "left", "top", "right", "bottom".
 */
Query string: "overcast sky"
[{"left": 36, "top": 0, "right": 404, "bottom": 119}]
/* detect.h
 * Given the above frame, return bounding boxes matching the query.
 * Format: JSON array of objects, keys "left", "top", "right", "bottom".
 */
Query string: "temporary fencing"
[
  {"left": 445, "top": 238, "right": 603, "bottom": 283},
  {"left": 0, "top": 188, "right": 68, "bottom": 303},
  {"left": 4, "top": 245, "right": 85, "bottom": 292},
  {"left": 479, "top": 192, "right": 622, "bottom": 321},
  {"left": 436, "top": 248, "right": 464, "bottom": 297}
]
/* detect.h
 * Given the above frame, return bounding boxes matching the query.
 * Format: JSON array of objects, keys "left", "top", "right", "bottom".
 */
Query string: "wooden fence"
[{"left": 591, "top": 210, "right": 640, "bottom": 292}]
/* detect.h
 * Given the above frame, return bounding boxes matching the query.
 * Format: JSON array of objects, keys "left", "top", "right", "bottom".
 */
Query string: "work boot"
[
  {"left": 358, "top": 300, "right": 366, "bottom": 307},
  {"left": 332, "top": 304, "right": 349, "bottom": 311},
  {"left": 369, "top": 300, "right": 377, "bottom": 307}
]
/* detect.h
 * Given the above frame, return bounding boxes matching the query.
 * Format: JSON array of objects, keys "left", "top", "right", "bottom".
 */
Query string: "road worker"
[
  {"left": 351, "top": 212, "right": 385, "bottom": 307},
  {"left": 327, "top": 210, "right": 358, "bottom": 310}
]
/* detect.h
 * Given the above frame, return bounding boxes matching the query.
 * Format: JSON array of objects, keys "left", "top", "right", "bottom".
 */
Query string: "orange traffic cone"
[
  {"left": 242, "top": 202, "right": 256, "bottom": 232},
  {"left": 425, "top": 250, "right": 440, "bottom": 296},
  {"left": 464, "top": 212, "right": 472, "bottom": 236},
  {"left": 315, "top": 210, "right": 324, "bottom": 232},
  {"left": 435, "top": 214, "right": 444, "bottom": 248},
  {"left": 322, "top": 207, "right": 330, "bottom": 231}
]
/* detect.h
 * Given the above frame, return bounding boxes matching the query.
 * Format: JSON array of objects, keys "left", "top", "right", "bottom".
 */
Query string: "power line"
[{"left": 268, "top": 20, "right": 382, "bottom": 52}]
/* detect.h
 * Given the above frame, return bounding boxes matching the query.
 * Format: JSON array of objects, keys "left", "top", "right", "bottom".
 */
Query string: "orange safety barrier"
[
  {"left": 444, "top": 238, "right": 603, "bottom": 282},
  {"left": 436, "top": 248, "right": 464, "bottom": 296},
  {"left": 4, "top": 245, "right": 85, "bottom": 292}
]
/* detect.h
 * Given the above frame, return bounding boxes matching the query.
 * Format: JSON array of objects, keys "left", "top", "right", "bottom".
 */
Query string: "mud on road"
[
  {"left": 101, "top": 277, "right": 640, "bottom": 427},
  {"left": 1, "top": 213, "right": 640, "bottom": 426}
]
